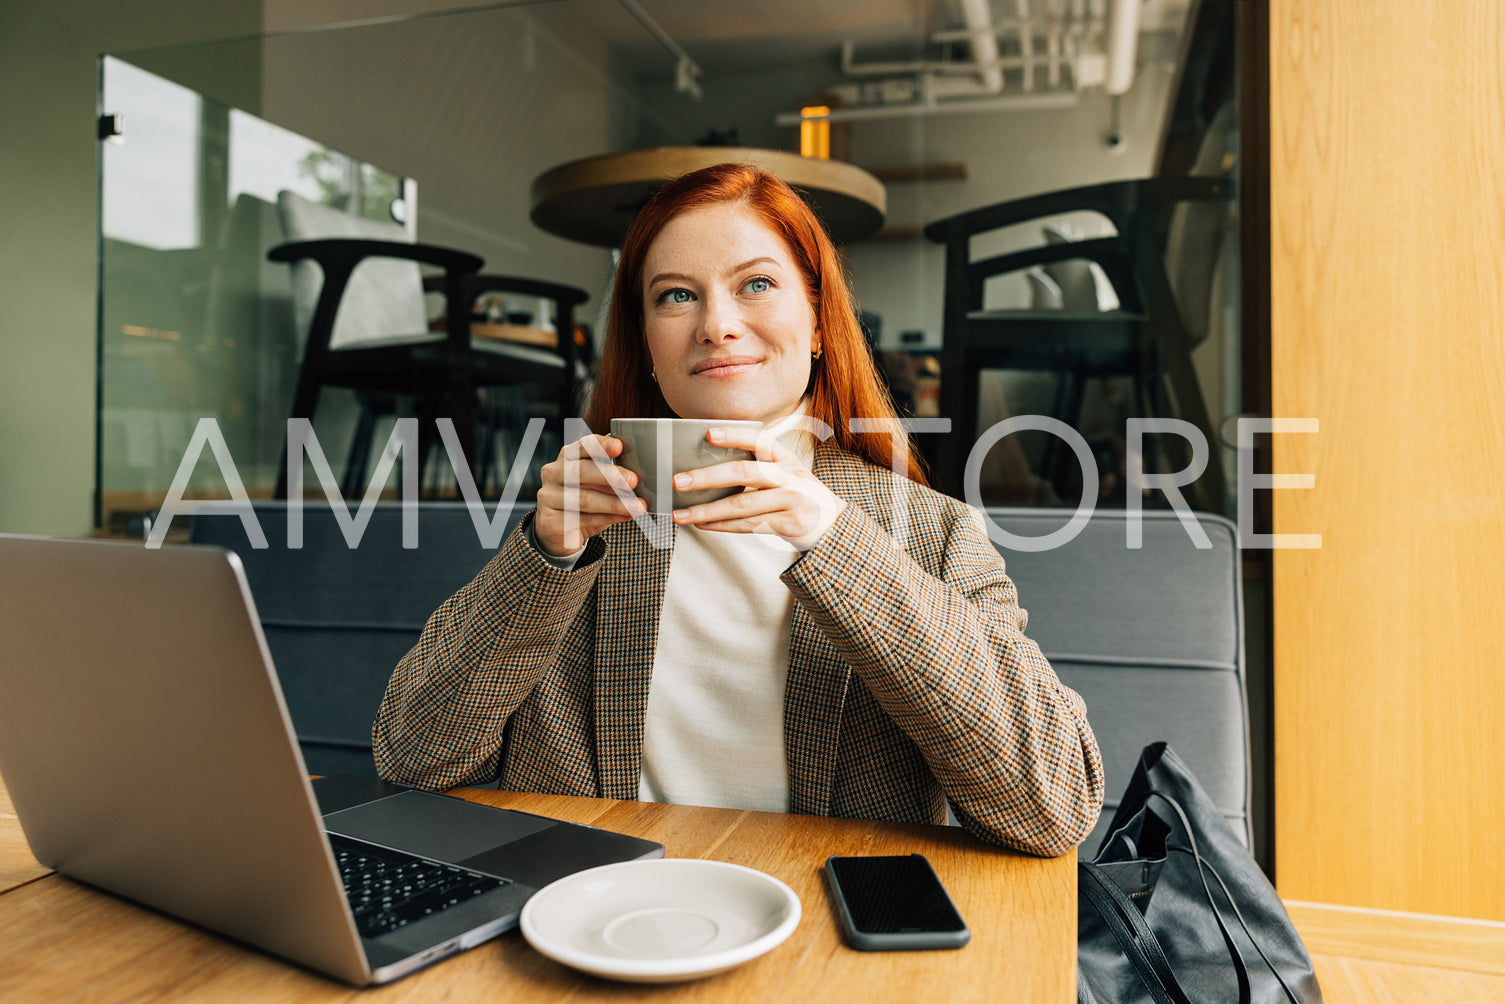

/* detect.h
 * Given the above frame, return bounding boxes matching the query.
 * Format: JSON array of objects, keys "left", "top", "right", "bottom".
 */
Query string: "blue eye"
[
  {"left": 743, "top": 277, "right": 772, "bottom": 294},
  {"left": 658, "top": 288, "right": 694, "bottom": 305}
]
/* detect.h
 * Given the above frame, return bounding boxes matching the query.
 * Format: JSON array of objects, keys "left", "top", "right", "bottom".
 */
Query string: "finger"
[
  {"left": 561, "top": 434, "right": 624, "bottom": 468},
  {"left": 540, "top": 483, "right": 646, "bottom": 517},
  {"left": 671, "top": 484, "right": 783, "bottom": 527},
  {"left": 672, "top": 475, "right": 844, "bottom": 542},
  {"left": 547, "top": 441, "right": 636, "bottom": 492},
  {"left": 673, "top": 458, "right": 784, "bottom": 494},
  {"left": 573, "top": 459, "right": 637, "bottom": 494},
  {"left": 705, "top": 425, "right": 790, "bottom": 462}
]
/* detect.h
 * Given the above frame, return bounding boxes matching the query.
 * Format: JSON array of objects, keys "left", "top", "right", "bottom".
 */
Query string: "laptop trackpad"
[{"left": 323, "top": 790, "right": 555, "bottom": 862}]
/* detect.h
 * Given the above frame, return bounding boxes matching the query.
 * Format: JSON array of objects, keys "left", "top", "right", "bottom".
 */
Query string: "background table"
[
  {"left": 530, "top": 147, "right": 887, "bottom": 248},
  {"left": 0, "top": 777, "right": 1075, "bottom": 1001}
]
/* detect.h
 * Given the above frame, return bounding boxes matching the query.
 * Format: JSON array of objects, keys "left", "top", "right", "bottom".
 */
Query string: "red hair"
[{"left": 584, "top": 163, "right": 927, "bottom": 485}]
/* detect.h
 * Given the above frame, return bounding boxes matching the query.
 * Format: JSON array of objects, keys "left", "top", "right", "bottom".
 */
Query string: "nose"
[{"left": 698, "top": 291, "right": 742, "bottom": 344}]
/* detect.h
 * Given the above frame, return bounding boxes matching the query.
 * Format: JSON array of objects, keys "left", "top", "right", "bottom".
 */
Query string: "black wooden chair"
[
  {"left": 269, "top": 190, "right": 588, "bottom": 499},
  {"left": 922, "top": 175, "right": 1231, "bottom": 510}
]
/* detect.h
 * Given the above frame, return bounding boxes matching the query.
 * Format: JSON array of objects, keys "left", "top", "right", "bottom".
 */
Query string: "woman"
[{"left": 374, "top": 164, "right": 1103, "bottom": 856}]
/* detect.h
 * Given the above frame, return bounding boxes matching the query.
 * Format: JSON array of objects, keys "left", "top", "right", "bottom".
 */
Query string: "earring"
[
  {"left": 650, "top": 367, "right": 658, "bottom": 383},
  {"left": 811, "top": 344, "right": 823, "bottom": 360}
]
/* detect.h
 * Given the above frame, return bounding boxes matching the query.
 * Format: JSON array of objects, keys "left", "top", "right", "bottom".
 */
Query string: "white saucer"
[{"left": 519, "top": 858, "right": 801, "bottom": 983}]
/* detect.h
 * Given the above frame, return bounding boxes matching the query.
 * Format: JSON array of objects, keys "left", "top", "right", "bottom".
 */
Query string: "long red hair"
[{"left": 583, "top": 163, "right": 926, "bottom": 485}]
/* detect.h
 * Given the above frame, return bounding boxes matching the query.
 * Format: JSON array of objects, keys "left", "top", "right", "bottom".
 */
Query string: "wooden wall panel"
[{"left": 1270, "top": 1, "right": 1505, "bottom": 921}]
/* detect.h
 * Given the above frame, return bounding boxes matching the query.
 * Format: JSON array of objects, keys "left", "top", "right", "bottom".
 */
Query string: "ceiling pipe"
[
  {"left": 1014, "top": 0, "right": 1034, "bottom": 92},
  {"left": 842, "top": 0, "right": 1005, "bottom": 100},
  {"left": 774, "top": 90, "right": 1076, "bottom": 126},
  {"left": 796, "top": 0, "right": 1150, "bottom": 125},
  {"left": 616, "top": 0, "right": 703, "bottom": 100},
  {"left": 1103, "top": 0, "right": 1140, "bottom": 96},
  {"left": 958, "top": 0, "right": 1004, "bottom": 94}
]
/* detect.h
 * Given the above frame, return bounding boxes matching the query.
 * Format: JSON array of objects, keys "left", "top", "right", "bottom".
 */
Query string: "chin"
[
  {"left": 670, "top": 396, "right": 760, "bottom": 423},
  {"left": 665, "top": 385, "right": 798, "bottom": 425}
]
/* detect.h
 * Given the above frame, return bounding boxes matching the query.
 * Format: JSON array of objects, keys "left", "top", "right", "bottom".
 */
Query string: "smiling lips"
[{"left": 691, "top": 355, "right": 761, "bottom": 377}]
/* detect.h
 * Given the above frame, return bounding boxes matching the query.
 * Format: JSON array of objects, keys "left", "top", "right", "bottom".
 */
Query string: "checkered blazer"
[{"left": 374, "top": 444, "right": 1104, "bottom": 856}]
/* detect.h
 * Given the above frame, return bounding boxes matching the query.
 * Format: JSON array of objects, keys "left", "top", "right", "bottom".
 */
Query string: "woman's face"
[{"left": 640, "top": 202, "right": 816, "bottom": 426}]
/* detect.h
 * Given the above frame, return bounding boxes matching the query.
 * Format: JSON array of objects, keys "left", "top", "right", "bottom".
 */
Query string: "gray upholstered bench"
[
  {"left": 979, "top": 507, "right": 1250, "bottom": 853},
  {"left": 190, "top": 501, "right": 524, "bottom": 777},
  {"left": 191, "top": 500, "right": 1249, "bottom": 858}
]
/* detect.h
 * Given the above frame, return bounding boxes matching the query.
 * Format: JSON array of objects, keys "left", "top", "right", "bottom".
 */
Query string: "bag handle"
[
  {"left": 1078, "top": 862, "right": 1193, "bottom": 1004},
  {"left": 1148, "top": 789, "right": 1303, "bottom": 1004}
]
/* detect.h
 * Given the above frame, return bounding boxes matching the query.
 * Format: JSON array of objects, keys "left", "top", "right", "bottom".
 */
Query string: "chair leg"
[
  {"left": 474, "top": 392, "right": 498, "bottom": 497},
  {"left": 1159, "top": 340, "right": 1227, "bottom": 512},
  {"left": 276, "top": 367, "right": 325, "bottom": 499},
  {"left": 934, "top": 358, "right": 977, "bottom": 499},
  {"left": 342, "top": 398, "right": 377, "bottom": 499},
  {"left": 415, "top": 406, "right": 439, "bottom": 499},
  {"left": 490, "top": 387, "right": 531, "bottom": 494},
  {"left": 1042, "top": 372, "right": 1088, "bottom": 490},
  {"left": 449, "top": 375, "right": 479, "bottom": 497}
]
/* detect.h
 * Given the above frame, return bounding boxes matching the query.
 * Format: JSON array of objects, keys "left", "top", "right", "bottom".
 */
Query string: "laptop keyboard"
[{"left": 328, "top": 833, "right": 510, "bottom": 939}]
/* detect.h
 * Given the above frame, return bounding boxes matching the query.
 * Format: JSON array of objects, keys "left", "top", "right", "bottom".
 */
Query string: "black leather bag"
[{"left": 1076, "top": 743, "right": 1323, "bottom": 1004}]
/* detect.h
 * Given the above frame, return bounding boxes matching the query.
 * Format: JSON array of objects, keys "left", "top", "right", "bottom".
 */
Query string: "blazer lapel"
[
  {"left": 593, "top": 515, "right": 674, "bottom": 799},
  {"left": 783, "top": 445, "right": 888, "bottom": 816},
  {"left": 783, "top": 604, "right": 851, "bottom": 816}
]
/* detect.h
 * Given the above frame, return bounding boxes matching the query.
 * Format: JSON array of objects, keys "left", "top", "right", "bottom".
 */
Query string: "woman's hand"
[
  {"left": 670, "top": 426, "right": 846, "bottom": 550},
  {"left": 535, "top": 435, "right": 646, "bottom": 557}
]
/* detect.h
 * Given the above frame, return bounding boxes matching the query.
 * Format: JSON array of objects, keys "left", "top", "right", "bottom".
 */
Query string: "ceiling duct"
[{"left": 776, "top": 0, "right": 1145, "bottom": 126}]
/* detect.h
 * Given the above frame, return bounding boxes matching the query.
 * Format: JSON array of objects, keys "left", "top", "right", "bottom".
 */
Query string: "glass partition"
[
  {"left": 97, "top": 0, "right": 1237, "bottom": 527},
  {"left": 99, "top": 55, "right": 410, "bottom": 527}
]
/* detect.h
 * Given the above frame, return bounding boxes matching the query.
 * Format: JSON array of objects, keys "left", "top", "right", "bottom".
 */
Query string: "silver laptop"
[{"left": 0, "top": 535, "right": 662, "bottom": 985}]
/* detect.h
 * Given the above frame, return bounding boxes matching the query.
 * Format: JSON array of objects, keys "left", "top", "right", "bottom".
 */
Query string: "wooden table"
[
  {"left": 470, "top": 321, "right": 563, "bottom": 349},
  {"left": 530, "top": 147, "right": 887, "bottom": 247},
  {"left": 0, "top": 777, "right": 1075, "bottom": 1001}
]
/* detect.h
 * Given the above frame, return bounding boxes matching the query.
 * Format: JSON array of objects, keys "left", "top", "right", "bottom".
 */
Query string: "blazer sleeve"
[
  {"left": 372, "top": 512, "right": 604, "bottom": 790},
  {"left": 780, "top": 500, "right": 1105, "bottom": 856}
]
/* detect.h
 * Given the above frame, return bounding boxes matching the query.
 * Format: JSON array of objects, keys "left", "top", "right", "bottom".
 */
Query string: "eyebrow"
[{"left": 646, "top": 257, "right": 783, "bottom": 289}]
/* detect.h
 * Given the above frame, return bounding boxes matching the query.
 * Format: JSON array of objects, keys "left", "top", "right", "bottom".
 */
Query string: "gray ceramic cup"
[{"left": 610, "top": 418, "right": 764, "bottom": 514}]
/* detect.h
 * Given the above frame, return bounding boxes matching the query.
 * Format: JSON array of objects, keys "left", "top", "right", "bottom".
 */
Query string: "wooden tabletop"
[
  {"left": 470, "top": 322, "right": 562, "bottom": 349},
  {"left": 530, "top": 147, "right": 887, "bottom": 247},
  {"left": 0, "top": 778, "right": 1075, "bottom": 1001}
]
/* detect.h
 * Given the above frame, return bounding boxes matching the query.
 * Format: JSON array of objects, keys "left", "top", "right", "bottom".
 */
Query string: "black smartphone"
[{"left": 823, "top": 854, "right": 970, "bottom": 951}]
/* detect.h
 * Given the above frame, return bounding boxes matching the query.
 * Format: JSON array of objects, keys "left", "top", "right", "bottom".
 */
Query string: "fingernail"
[
  {"left": 672, "top": 509, "right": 689, "bottom": 522},
  {"left": 673, "top": 473, "right": 690, "bottom": 488},
  {"left": 707, "top": 428, "right": 724, "bottom": 442}
]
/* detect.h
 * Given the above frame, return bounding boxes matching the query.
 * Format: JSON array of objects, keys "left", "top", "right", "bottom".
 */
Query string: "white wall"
[{"left": 0, "top": 0, "right": 264, "bottom": 535}]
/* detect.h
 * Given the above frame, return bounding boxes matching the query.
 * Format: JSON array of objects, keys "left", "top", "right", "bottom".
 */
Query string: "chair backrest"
[
  {"left": 979, "top": 507, "right": 1251, "bottom": 854},
  {"left": 1040, "top": 222, "right": 1110, "bottom": 312},
  {"left": 276, "top": 190, "right": 428, "bottom": 351},
  {"left": 1041, "top": 221, "right": 1125, "bottom": 311},
  {"left": 1163, "top": 100, "right": 1237, "bottom": 345},
  {"left": 1025, "top": 267, "right": 1063, "bottom": 309},
  {"left": 189, "top": 501, "right": 529, "bottom": 776}
]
